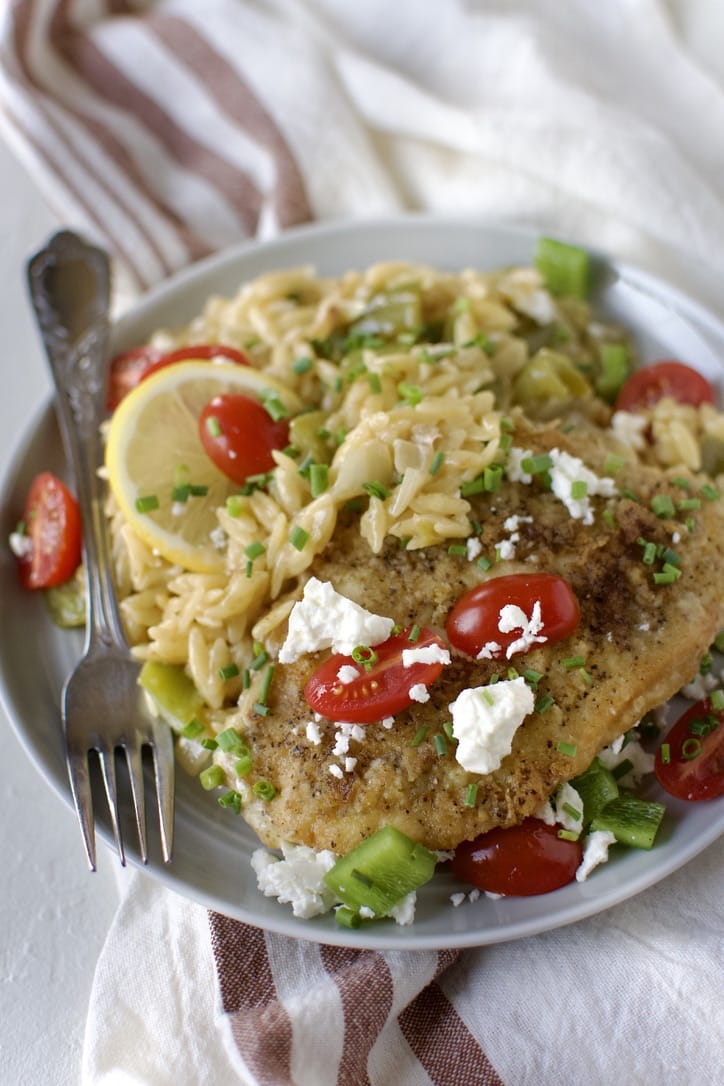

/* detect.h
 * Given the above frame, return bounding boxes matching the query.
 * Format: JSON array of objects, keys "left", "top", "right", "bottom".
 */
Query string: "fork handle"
[{"left": 27, "top": 231, "right": 126, "bottom": 652}]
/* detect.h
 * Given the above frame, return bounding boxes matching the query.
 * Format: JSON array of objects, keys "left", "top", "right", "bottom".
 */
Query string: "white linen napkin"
[{"left": 1, "top": 1, "right": 723, "bottom": 1083}]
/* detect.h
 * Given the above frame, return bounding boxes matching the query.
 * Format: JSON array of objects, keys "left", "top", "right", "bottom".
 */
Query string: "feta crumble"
[
  {"left": 576, "top": 830, "right": 617, "bottom": 882},
  {"left": 337, "top": 664, "right": 360, "bottom": 685},
  {"left": 507, "top": 446, "right": 617, "bottom": 524},
  {"left": 401, "top": 644, "right": 451, "bottom": 668},
  {"left": 251, "top": 843, "right": 338, "bottom": 919},
  {"left": 305, "top": 720, "right": 322, "bottom": 745},
  {"left": 279, "top": 577, "right": 394, "bottom": 663},
  {"left": 449, "top": 678, "right": 534, "bottom": 774},
  {"left": 409, "top": 683, "right": 431, "bottom": 704},
  {"left": 8, "top": 531, "right": 32, "bottom": 560}
]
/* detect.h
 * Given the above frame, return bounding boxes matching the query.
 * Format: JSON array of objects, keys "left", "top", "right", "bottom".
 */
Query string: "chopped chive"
[
  {"left": 563, "top": 655, "right": 586, "bottom": 669},
  {"left": 172, "top": 484, "right": 190, "bottom": 502},
  {"left": 206, "top": 415, "right": 222, "bottom": 438},
  {"left": 261, "top": 389, "right": 289, "bottom": 421},
  {"left": 662, "top": 548, "right": 681, "bottom": 567},
  {"left": 433, "top": 734, "right": 448, "bottom": 756},
  {"left": 201, "top": 737, "right": 218, "bottom": 751},
  {"left": 250, "top": 650, "right": 269, "bottom": 672},
  {"left": 520, "top": 453, "right": 553, "bottom": 475},
  {"left": 216, "top": 728, "right": 245, "bottom": 753},
  {"left": 316, "top": 426, "right": 331, "bottom": 441},
  {"left": 460, "top": 474, "right": 484, "bottom": 498},
  {"left": 199, "top": 765, "right": 225, "bottom": 791},
  {"left": 557, "top": 740, "right": 577, "bottom": 757},
  {"left": 622, "top": 487, "right": 639, "bottom": 502},
  {"left": 642, "top": 542, "right": 657, "bottom": 565},
  {"left": 363, "top": 480, "right": 389, "bottom": 501},
  {"left": 367, "top": 372, "right": 382, "bottom": 394},
  {"left": 309, "top": 463, "right": 329, "bottom": 497},
  {"left": 219, "top": 663, "right": 240, "bottom": 681},
  {"left": 700, "top": 653, "right": 713, "bottom": 675},
  {"left": 483, "top": 690, "right": 495, "bottom": 706},
  {"left": 335, "top": 427, "right": 347, "bottom": 446},
  {"left": 244, "top": 541, "right": 266, "bottom": 560},
  {"left": 189, "top": 484, "right": 209, "bottom": 497},
  {"left": 411, "top": 726, "right": 428, "bottom": 748},
  {"left": 571, "top": 480, "right": 588, "bottom": 500},
  {"left": 612, "top": 758, "right": 634, "bottom": 781},
  {"left": 477, "top": 555, "right": 492, "bottom": 571},
  {"left": 292, "top": 356, "right": 313, "bottom": 374},
  {"left": 335, "top": 906, "right": 362, "bottom": 929},
  {"left": 523, "top": 669, "right": 544, "bottom": 689},
  {"left": 710, "top": 690, "right": 724, "bottom": 711},
  {"left": 660, "top": 743, "right": 671, "bottom": 765},
  {"left": 681, "top": 737, "right": 702, "bottom": 761},
  {"left": 535, "top": 693, "right": 555, "bottom": 714},
  {"left": 447, "top": 543, "right": 467, "bottom": 556},
  {"left": 135, "top": 494, "right": 159, "bottom": 513},
  {"left": 464, "top": 782, "right": 478, "bottom": 807},
  {"left": 442, "top": 720, "right": 455, "bottom": 742},
  {"left": 651, "top": 494, "right": 675, "bottom": 519},
  {"left": 561, "top": 802, "right": 582, "bottom": 821},
  {"left": 507, "top": 667, "right": 519, "bottom": 681},
  {"left": 653, "top": 564, "right": 682, "bottom": 585},
  {"left": 242, "top": 668, "right": 250, "bottom": 690},
  {"left": 408, "top": 624, "right": 421, "bottom": 643},
  {"left": 578, "top": 667, "right": 594, "bottom": 686},
  {"left": 253, "top": 702, "right": 271, "bottom": 716},
  {"left": 689, "top": 717, "right": 713, "bottom": 737},
  {"left": 558, "top": 829, "right": 580, "bottom": 842},
  {"left": 282, "top": 444, "right": 299, "bottom": 459},
  {"left": 429, "top": 451, "right": 445, "bottom": 476},
  {"left": 180, "top": 718, "right": 204, "bottom": 740},
  {"left": 672, "top": 476, "right": 692, "bottom": 490},
  {"left": 701, "top": 484, "right": 720, "bottom": 501},
  {"left": 602, "top": 508, "right": 616, "bottom": 529},
  {"left": 484, "top": 464, "right": 504, "bottom": 492},
  {"left": 253, "top": 779, "right": 276, "bottom": 800},
  {"left": 289, "top": 526, "right": 309, "bottom": 550},
  {"left": 397, "top": 381, "right": 423, "bottom": 406},
  {"left": 352, "top": 645, "right": 378, "bottom": 671},
  {"left": 235, "top": 753, "right": 253, "bottom": 776},
  {"left": 677, "top": 497, "right": 701, "bottom": 512},
  {"left": 603, "top": 453, "right": 625, "bottom": 475},
  {"left": 259, "top": 664, "right": 275, "bottom": 705},
  {"left": 391, "top": 623, "right": 403, "bottom": 635},
  {"left": 218, "top": 789, "right": 242, "bottom": 814},
  {"left": 714, "top": 631, "right": 724, "bottom": 653}
]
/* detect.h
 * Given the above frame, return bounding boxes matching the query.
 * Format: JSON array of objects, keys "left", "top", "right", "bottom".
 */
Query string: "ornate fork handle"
[{"left": 27, "top": 230, "right": 125, "bottom": 653}]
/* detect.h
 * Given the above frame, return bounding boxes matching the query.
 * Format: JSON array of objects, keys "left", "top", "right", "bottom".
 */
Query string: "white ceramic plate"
[{"left": 1, "top": 216, "right": 722, "bottom": 950}]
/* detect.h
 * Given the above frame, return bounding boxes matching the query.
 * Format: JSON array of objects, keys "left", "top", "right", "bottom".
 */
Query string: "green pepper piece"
[
  {"left": 535, "top": 237, "right": 590, "bottom": 299},
  {"left": 139, "top": 660, "right": 205, "bottom": 732},
  {"left": 324, "top": 825, "right": 436, "bottom": 917},
  {"left": 512, "top": 348, "right": 592, "bottom": 407}
]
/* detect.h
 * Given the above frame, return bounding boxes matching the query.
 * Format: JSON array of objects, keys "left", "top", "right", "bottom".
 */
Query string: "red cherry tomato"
[
  {"left": 654, "top": 697, "right": 724, "bottom": 801},
  {"left": 304, "top": 627, "right": 447, "bottom": 724},
  {"left": 446, "top": 572, "right": 580, "bottom": 660},
  {"left": 16, "top": 472, "right": 82, "bottom": 589},
  {"left": 451, "top": 818, "right": 582, "bottom": 896},
  {"left": 107, "top": 343, "right": 250, "bottom": 411},
  {"left": 106, "top": 346, "right": 162, "bottom": 410},
  {"left": 198, "top": 394, "right": 290, "bottom": 484},
  {"left": 615, "top": 360, "right": 715, "bottom": 412}
]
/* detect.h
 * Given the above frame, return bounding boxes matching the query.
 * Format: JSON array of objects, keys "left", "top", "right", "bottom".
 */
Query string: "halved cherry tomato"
[
  {"left": 615, "top": 360, "right": 715, "bottom": 412},
  {"left": 446, "top": 572, "right": 580, "bottom": 660},
  {"left": 654, "top": 696, "right": 724, "bottom": 801},
  {"left": 107, "top": 343, "right": 250, "bottom": 411},
  {"left": 451, "top": 818, "right": 582, "bottom": 896},
  {"left": 17, "top": 472, "right": 82, "bottom": 589},
  {"left": 198, "top": 394, "right": 290, "bottom": 484},
  {"left": 106, "top": 346, "right": 162, "bottom": 410},
  {"left": 304, "top": 627, "right": 447, "bottom": 724}
]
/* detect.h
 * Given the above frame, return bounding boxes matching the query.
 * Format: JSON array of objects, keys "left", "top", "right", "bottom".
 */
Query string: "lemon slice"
[{"left": 105, "top": 361, "right": 301, "bottom": 573}]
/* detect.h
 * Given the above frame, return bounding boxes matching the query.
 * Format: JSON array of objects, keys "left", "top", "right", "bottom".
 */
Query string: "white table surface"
[{"left": 0, "top": 136, "right": 120, "bottom": 1086}]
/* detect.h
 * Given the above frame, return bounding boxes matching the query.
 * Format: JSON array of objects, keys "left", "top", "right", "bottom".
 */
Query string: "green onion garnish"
[
  {"left": 398, "top": 381, "right": 423, "bottom": 406},
  {"left": 571, "top": 480, "right": 588, "bottom": 500},
  {"left": 253, "top": 702, "right": 271, "bottom": 716},
  {"left": 557, "top": 829, "right": 580, "bottom": 842},
  {"left": 465, "top": 783, "right": 478, "bottom": 807},
  {"left": 651, "top": 494, "right": 675, "bottom": 519},
  {"left": 218, "top": 790, "right": 242, "bottom": 814},
  {"left": 701, "top": 484, "right": 720, "bottom": 501},
  {"left": 653, "top": 563, "right": 682, "bottom": 585},
  {"left": 216, "top": 728, "right": 245, "bottom": 754},
  {"left": 612, "top": 759, "right": 634, "bottom": 781},
  {"left": 309, "top": 463, "right": 329, "bottom": 497},
  {"left": 557, "top": 740, "right": 577, "bottom": 757},
  {"left": 253, "top": 780, "right": 276, "bottom": 801},
  {"left": 235, "top": 754, "right": 253, "bottom": 776},
  {"left": 289, "top": 526, "right": 309, "bottom": 550},
  {"left": 180, "top": 718, "right": 204, "bottom": 740},
  {"left": 172, "top": 484, "right": 190, "bottom": 502},
  {"left": 250, "top": 650, "right": 269, "bottom": 671},
  {"left": 429, "top": 451, "right": 445, "bottom": 476},
  {"left": 563, "top": 656, "right": 586, "bottom": 669},
  {"left": 710, "top": 690, "right": 724, "bottom": 711},
  {"left": 562, "top": 802, "right": 582, "bottom": 821},
  {"left": 603, "top": 453, "right": 625, "bottom": 475},
  {"left": 535, "top": 236, "right": 589, "bottom": 299},
  {"left": 244, "top": 541, "right": 266, "bottom": 560},
  {"left": 520, "top": 453, "right": 554, "bottom": 475},
  {"left": 201, "top": 738, "right": 218, "bottom": 751},
  {"left": 535, "top": 694, "right": 555, "bottom": 714},
  {"left": 681, "top": 737, "right": 702, "bottom": 761},
  {"left": 199, "top": 765, "right": 224, "bottom": 791},
  {"left": 411, "top": 726, "right": 428, "bottom": 748},
  {"left": 135, "top": 494, "right": 159, "bottom": 513},
  {"left": 206, "top": 416, "right": 222, "bottom": 437},
  {"left": 477, "top": 555, "right": 492, "bottom": 571},
  {"left": 408, "top": 624, "right": 421, "bottom": 643},
  {"left": 447, "top": 543, "right": 467, "bottom": 556},
  {"left": 218, "top": 663, "right": 240, "bottom": 681},
  {"left": 259, "top": 665, "right": 275, "bottom": 706},
  {"left": 367, "top": 372, "right": 382, "bottom": 394},
  {"left": 261, "top": 389, "right": 289, "bottom": 421},
  {"left": 226, "top": 495, "right": 243, "bottom": 517},
  {"left": 352, "top": 645, "right": 378, "bottom": 670},
  {"left": 434, "top": 734, "right": 448, "bottom": 756},
  {"left": 292, "top": 356, "right": 313, "bottom": 374},
  {"left": 363, "top": 481, "right": 389, "bottom": 501}
]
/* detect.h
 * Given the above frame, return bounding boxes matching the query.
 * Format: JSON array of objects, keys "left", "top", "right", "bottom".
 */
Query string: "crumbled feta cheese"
[
  {"left": 681, "top": 673, "right": 718, "bottom": 700},
  {"left": 477, "top": 640, "right": 503, "bottom": 660},
  {"left": 611, "top": 411, "right": 648, "bottom": 451},
  {"left": 503, "top": 514, "right": 532, "bottom": 534},
  {"left": 332, "top": 731, "right": 350, "bottom": 757},
  {"left": 466, "top": 537, "right": 483, "bottom": 561},
  {"left": 449, "top": 678, "right": 534, "bottom": 774},
  {"left": 506, "top": 447, "right": 534, "bottom": 484},
  {"left": 598, "top": 737, "right": 654, "bottom": 785},
  {"left": 358, "top": 905, "right": 375, "bottom": 919},
  {"left": 344, "top": 757, "right": 357, "bottom": 773},
  {"left": 305, "top": 720, "right": 322, "bottom": 745},
  {"left": 337, "top": 664, "right": 360, "bottom": 685},
  {"left": 549, "top": 781, "right": 584, "bottom": 833},
  {"left": 279, "top": 578, "right": 394, "bottom": 663},
  {"left": 251, "top": 843, "right": 338, "bottom": 919},
  {"left": 534, "top": 798, "right": 556, "bottom": 825},
  {"left": 409, "top": 683, "right": 430, "bottom": 703},
  {"left": 328, "top": 764, "right": 344, "bottom": 779},
  {"left": 576, "top": 830, "right": 617, "bottom": 882},
  {"left": 497, "top": 600, "right": 546, "bottom": 658},
  {"left": 450, "top": 892, "right": 466, "bottom": 907},
  {"left": 496, "top": 539, "right": 516, "bottom": 561},
  {"left": 381, "top": 716, "right": 395, "bottom": 729},
  {"left": 401, "top": 644, "right": 451, "bottom": 668},
  {"left": 209, "top": 526, "right": 227, "bottom": 550},
  {"left": 468, "top": 888, "right": 481, "bottom": 903},
  {"left": 485, "top": 890, "right": 505, "bottom": 900},
  {"left": 8, "top": 532, "right": 33, "bottom": 559},
  {"left": 548, "top": 448, "right": 617, "bottom": 524},
  {"left": 388, "top": 891, "right": 417, "bottom": 926}
]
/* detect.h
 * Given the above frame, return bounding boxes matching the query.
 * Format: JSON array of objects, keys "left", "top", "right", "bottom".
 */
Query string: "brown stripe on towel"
[
  {"left": 144, "top": 12, "right": 312, "bottom": 231},
  {"left": 399, "top": 957, "right": 504, "bottom": 1086},
  {"left": 320, "top": 945, "right": 395, "bottom": 1086},
  {"left": 208, "top": 913, "right": 295, "bottom": 1086}
]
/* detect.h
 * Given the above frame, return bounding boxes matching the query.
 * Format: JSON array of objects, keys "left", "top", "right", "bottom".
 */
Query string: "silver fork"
[{"left": 27, "top": 230, "right": 174, "bottom": 871}]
